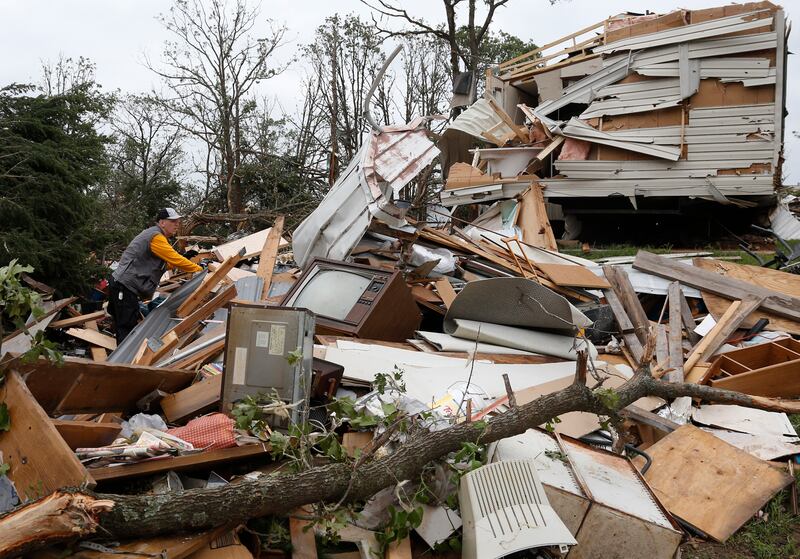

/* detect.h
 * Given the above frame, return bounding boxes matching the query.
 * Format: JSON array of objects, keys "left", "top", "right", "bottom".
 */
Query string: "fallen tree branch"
[{"left": 13, "top": 360, "right": 800, "bottom": 542}]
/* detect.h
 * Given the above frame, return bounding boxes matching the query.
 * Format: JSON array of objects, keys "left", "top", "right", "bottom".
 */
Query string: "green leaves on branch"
[
  {"left": 377, "top": 505, "right": 424, "bottom": 548},
  {"left": 0, "top": 260, "right": 41, "bottom": 331},
  {"left": 593, "top": 387, "right": 622, "bottom": 411}
]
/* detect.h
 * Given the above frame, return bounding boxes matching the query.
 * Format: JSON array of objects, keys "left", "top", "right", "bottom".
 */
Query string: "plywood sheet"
[
  {"left": 640, "top": 424, "right": 792, "bottom": 541},
  {"left": 161, "top": 374, "right": 223, "bottom": 424},
  {"left": 694, "top": 258, "right": 800, "bottom": 335},
  {"left": 17, "top": 356, "right": 195, "bottom": 414},
  {"left": 516, "top": 185, "right": 557, "bottom": 250},
  {"left": 0, "top": 370, "right": 94, "bottom": 500},
  {"left": 52, "top": 419, "right": 122, "bottom": 450},
  {"left": 569, "top": 505, "right": 681, "bottom": 559},
  {"left": 537, "top": 263, "right": 610, "bottom": 289}
]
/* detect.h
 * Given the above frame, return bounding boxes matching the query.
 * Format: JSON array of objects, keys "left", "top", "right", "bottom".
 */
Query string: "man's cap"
[{"left": 157, "top": 208, "right": 182, "bottom": 221}]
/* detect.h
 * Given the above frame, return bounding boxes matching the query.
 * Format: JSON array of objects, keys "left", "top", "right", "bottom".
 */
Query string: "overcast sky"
[{"left": 2, "top": 0, "right": 798, "bottom": 181}]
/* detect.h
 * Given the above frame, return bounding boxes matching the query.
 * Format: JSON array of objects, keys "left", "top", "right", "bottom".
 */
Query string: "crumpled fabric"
[{"left": 167, "top": 413, "right": 237, "bottom": 450}]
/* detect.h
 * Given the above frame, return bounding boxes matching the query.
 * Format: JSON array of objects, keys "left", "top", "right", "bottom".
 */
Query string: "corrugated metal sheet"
[
  {"left": 541, "top": 175, "right": 773, "bottom": 198},
  {"left": 636, "top": 57, "right": 773, "bottom": 85},
  {"left": 496, "top": 7, "right": 784, "bottom": 202},
  {"left": 292, "top": 144, "right": 372, "bottom": 269},
  {"left": 579, "top": 77, "right": 685, "bottom": 118},
  {"left": 580, "top": 95, "right": 682, "bottom": 119},
  {"left": 294, "top": 120, "right": 438, "bottom": 268},
  {"left": 770, "top": 203, "right": 800, "bottom": 240},
  {"left": 561, "top": 118, "right": 681, "bottom": 160},
  {"left": 445, "top": 98, "right": 514, "bottom": 141},
  {"left": 107, "top": 272, "right": 206, "bottom": 364},
  {"left": 535, "top": 55, "right": 633, "bottom": 117},
  {"left": 364, "top": 124, "right": 440, "bottom": 196},
  {"left": 608, "top": 32, "right": 778, "bottom": 69},
  {"left": 689, "top": 103, "right": 774, "bottom": 118},
  {"left": 554, "top": 160, "right": 770, "bottom": 179},
  {"left": 595, "top": 10, "right": 774, "bottom": 54},
  {"left": 440, "top": 181, "right": 530, "bottom": 207}
]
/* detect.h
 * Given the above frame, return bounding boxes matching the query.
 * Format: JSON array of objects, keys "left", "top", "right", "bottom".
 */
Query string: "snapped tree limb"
[{"left": 77, "top": 358, "right": 800, "bottom": 539}]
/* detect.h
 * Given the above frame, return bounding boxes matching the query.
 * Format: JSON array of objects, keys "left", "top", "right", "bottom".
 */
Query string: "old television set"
[
  {"left": 281, "top": 258, "right": 421, "bottom": 342},
  {"left": 222, "top": 303, "right": 315, "bottom": 428}
]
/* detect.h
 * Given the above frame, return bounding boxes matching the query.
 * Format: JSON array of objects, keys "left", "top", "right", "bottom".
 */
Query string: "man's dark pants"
[{"left": 108, "top": 280, "right": 140, "bottom": 343}]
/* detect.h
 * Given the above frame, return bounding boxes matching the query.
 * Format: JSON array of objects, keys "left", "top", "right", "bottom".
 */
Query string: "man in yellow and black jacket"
[{"left": 109, "top": 208, "right": 202, "bottom": 342}]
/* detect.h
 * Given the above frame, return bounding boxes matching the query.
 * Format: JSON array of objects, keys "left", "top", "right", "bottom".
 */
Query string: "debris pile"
[{"left": 1, "top": 2, "right": 798, "bottom": 558}]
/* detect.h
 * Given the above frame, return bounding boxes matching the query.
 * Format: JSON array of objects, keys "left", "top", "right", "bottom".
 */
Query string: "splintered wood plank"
[
  {"left": 434, "top": 279, "right": 458, "bottom": 309},
  {"left": 257, "top": 215, "right": 285, "bottom": 300},
  {"left": 603, "top": 265, "right": 650, "bottom": 345},
  {"left": 677, "top": 286, "right": 701, "bottom": 345},
  {"left": 160, "top": 374, "right": 222, "bottom": 424},
  {"left": 84, "top": 320, "right": 107, "bottom": 362},
  {"left": 89, "top": 444, "right": 270, "bottom": 482},
  {"left": 604, "top": 289, "right": 644, "bottom": 364},
  {"left": 640, "top": 425, "right": 793, "bottom": 542},
  {"left": 515, "top": 185, "right": 557, "bottom": 251},
  {"left": 51, "top": 419, "right": 122, "bottom": 450},
  {"left": 666, "top": 282, "right": 684, "bottom": 382},
  {"left": 16, "top": 356, "right": 195, "bottom": 415},
  {"left": 486, "top": 96, "right": 529, "bottom": 143},
  {"left": 655, "top": 324, "right": 669, "bottom": 365},
  {"left": 633, "top": 251, "right": 800, "bottom": 323},
  {"left": 48, "top": 310, "right": 106, "bottom": 330},
  {"left": 65, "top": 327, "right": 117, "bottom": 351},
  {"left": 694, "top": 258, "right": 800, "bottom": 335},
  {"left": 0, "top": 370, "right": 94, "bottom": 500},
  {"left": 290, "top": 507, "right": 318, "bottom": 559},
  {"left": 535, "top": 135, "right": 565, "bottom": 161},
  {"left": 172, "top": 284, "right": 237, "bottom": 339},
  {"left": 684, "top": 296, "right": 763, "bottom": 381},
  {"left": 177, "top": 248, "right": 245, "bottom": 318},
  {"left": 170, "top": 338, "right": 226, "bottom": 370},
  {"left": 536, "top": 263, "right": 610, "bottom": 289},
  {"left": 213, "top": 227, "right": 289, "bottom": 262}
]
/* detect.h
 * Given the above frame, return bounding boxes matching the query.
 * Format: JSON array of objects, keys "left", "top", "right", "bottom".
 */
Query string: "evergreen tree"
[{"left": 0, "top": 83, "right": 111, "bottom": 295}]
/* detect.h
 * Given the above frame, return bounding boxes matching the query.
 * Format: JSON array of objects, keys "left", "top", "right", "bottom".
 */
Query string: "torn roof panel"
[
  {"left": 294, "top": 120, "right": 438, "bottom": 269},
  {"left": 364, "top": 125, "right": 440, "bottom": 196},
  {"left": 444, "top": 98, "right": 515, "bottom": 142},
  {"left": 595, "top": 10, "right": 774, "bottom": 54}
]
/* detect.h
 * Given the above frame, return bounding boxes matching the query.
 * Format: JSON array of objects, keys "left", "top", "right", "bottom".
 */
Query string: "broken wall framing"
[{"left": 487, "top": 2, "right": 787, "bottom": 206}]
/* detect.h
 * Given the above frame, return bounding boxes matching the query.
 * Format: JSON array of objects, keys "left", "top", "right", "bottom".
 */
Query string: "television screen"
[{"left": 289, "top": 268, "right": 372, "bottom": 321}]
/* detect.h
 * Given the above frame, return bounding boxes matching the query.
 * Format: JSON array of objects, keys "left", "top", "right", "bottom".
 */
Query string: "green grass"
[
  {"left": 683, "top": 485, "right": 800, "bottom": 559},
  {"left": 561, "top": 244, "right": 766, "bottom": 266},
  {"left": 730, "top": 492, "right": 800, "bottom": 559}
]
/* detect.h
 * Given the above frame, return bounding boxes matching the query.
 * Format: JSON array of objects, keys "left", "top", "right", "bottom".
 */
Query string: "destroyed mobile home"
[{"left": 1, "top": 2, "right": 800, "bottom": 558}]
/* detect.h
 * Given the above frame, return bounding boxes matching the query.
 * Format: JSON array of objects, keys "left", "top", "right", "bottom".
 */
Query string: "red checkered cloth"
[{"left": 166, "top": 413, "right": 236, "bottom": 450}]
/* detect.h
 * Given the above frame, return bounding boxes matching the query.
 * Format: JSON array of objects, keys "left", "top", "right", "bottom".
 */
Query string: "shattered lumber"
[
  {"left": 0, "top": 491, "right": 113, "bottom": 558},
  {"left": 633, "top": 251, "right": 800, "bottom": 323},
  {"left": 47, "top": 358, "right": 800, "bottom": 540}
]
